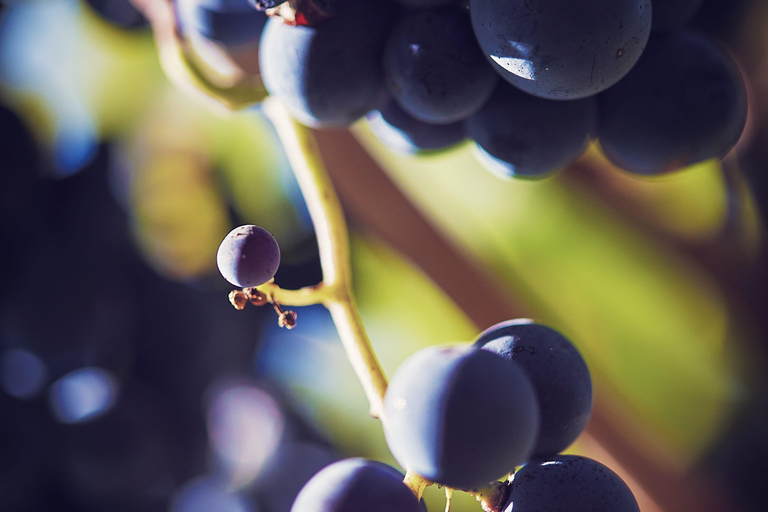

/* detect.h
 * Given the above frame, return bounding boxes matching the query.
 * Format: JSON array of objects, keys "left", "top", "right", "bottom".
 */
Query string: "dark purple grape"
[
  {"left": 652, "top": 0, "right": 704, "bottom": 32},
  {"left": 383, "top": 345, "right": 539, "bottom": 490},
  {"left": 474, "top": 319, "right": 592, "bottom": 458},
  {"left": 470, "top": 0, "right": 651, "bottom": 99},
  {"left": 83, "top": 0, "right": 148, "bottom": 30},
  {"left": 366, "top": 99, "right": 465, "bottom": 154},
  {"left": 290, "top": 458, "right": 421, "bottom": 512},
  {"left": 383, "top": 7, "right": 497, "bottom": 124},
  {"left": 258, "top": 0, "right": 397, "bottom": 127},
  {"left": 251, "top": 441, "right": 339, "bottom": 512},
  {"left": 465, "top": 81, "right": 596, "bottom": 179},
  {"left": 597, "top": 31, "right": 747, "bottom": 175},
  {"left": 217, "top": 225, "right": 281, "bottom": 288},
  {"left": 503, "top": 455, "right": 640, "bottom": 512},
  {"left": 177, "top": 0, "right": 267, "bottom": 46}
]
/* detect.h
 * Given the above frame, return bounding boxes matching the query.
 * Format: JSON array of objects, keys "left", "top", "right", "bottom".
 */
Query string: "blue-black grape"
[
  {"left": 217, "top": 225, "right": 281, "bottom": 288},
  {"left": 651, "top": 0, "right": 704, "bottom": 32},
  {"left": 383, "top": 7, "right": 497, "bottom": 124},
  {"left": 258, "top": 0, "right": 397, "bottom": 127},
  {"left": 465, "top": 81, "right": 596, "bottom": 179},
  {"left": 177, "top": 0, "right": 267, "bottom": 46},
  {"left": 383, "top": 345, "right": 539, "bottom": 490},
  {"left": 290, "top": 458, "right": 421, "bottom": 512},
  {"left": 252, "top": 441, "right": 339, "bottom": 512},
  {"left": 366, "top": 99, "right": 465, "bottom": 154},
  {"left": 597, "top": 31, "right": 747, "bottom": 175},
  {"left": 474, "top": 319, "right": 592, "bottom": 458},
  {"left": 83, "top": 0, "right": 148, "bottom": 29},
  {"left": 503, "top": 455, "right": 640, "bottom": 512},
  {"left": 469, "top": 0, "right": 651, "bottom": 99}
]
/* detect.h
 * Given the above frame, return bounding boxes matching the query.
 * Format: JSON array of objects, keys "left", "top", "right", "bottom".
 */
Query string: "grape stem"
[
  {"left": 403, "top": 469, "right": 430, "bottom": 501},
  {"left": 259, "top": 97, "right": 434, "bottom": 500},
  {"left": 128, "top": 0, "right": 266, "bottom": 111},
  {"left": 445, "top": 487, "right": 453, "bottom": 512},
  {"left": 260, "top": 96, "right": 389, "bottom": 420}
]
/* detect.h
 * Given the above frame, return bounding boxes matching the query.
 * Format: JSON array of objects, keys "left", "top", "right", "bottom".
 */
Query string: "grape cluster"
[
  {"left": 211, "top": 224, "right": 634, "bottom": 511},
  {"left": 291, "top": 319, "right": 638, "bottom": 512},
  {"left": 178, "top": 0, "right": 747, "bottom": 177}
]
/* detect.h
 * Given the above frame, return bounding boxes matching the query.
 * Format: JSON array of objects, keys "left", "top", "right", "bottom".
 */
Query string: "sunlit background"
[{"left": 1, "top": 1, "right": 767, "bottom": 511}]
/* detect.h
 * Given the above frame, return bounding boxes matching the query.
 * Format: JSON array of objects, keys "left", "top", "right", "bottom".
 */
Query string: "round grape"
[
  {"left": 366, "top": 99, "right": 466, "bottom": 154},
  {"left": 597, "top": 31, "right": 748, "bottom": 175},
  {"left": 503, "top": 455, "right": 640, "bottom": 512},
  {"left": 383, "top": 7, "right": 497, "bottom": 124},
  {"left": 217, "top": 225, "right": 280, "bottom": 288},
  {"left": 474, "top": 319, "right": 592, "bottom": 458},
  {"left": 290, "top": 458, "right": 421, "bottom": 512},
  {"left": 258, "top": 0, "right": 397, "bottom": 127},
  {"left": 177, "top": 0, "right": 267, "bottom": 46},
  {"left": 465, "top": 81, "right": 596, "bottom": 179},
  {"left": 470, "top": 0, "right": 651, "bottom": 99},
  {"left": 83, "top": 0, "right": 147, "bottom": 30},
  {"left": 383, "top": 345, "right": 539, "bottom": 490}
]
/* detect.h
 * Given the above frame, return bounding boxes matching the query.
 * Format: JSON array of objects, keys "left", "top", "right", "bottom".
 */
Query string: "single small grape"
[{"left": 216, "top": 225, "right": 280, "bottom": 288}]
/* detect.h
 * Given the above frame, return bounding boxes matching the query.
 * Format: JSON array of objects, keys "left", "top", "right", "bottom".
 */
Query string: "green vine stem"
[
  {"left": 259, "top": 97, "right": 436, "bottom": 498},
  {"left": 131, "top": 0, "right": 267, "bottom": 111},
  {"left": 260, "top": 96, "right": 389, "bottom": 420}
]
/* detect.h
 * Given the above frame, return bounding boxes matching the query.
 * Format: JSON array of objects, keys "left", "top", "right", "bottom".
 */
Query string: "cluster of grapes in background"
[
  {"left": 179, "top": 0, "right": 746, "bottom": 178},
  {"left": 217, "top": 225, "right": 635, "bottom": 511},
  {"left": 2, "top": 1, "right": 768, "bottom": 512}
]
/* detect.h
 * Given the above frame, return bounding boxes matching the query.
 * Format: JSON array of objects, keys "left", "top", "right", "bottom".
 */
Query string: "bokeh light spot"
[{"left": 49, "top": 367, "right": 119, "bottom": 423}]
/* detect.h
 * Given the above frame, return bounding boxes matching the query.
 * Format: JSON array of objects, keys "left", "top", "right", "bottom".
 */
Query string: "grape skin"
[
  {"left": 251, "top": 441, "right": 339, "bottom": 512},
  {"left": 597, "top": 31, "right": 748, "bottom": 175},
  {"left": 503, "top": 455, "right": 641, "bottom": 512},
  {"left": 383, "top": 345, "right": 539, "bottom": 490},
  {"left": 474, "top": 320, "right": 593, "bottom": 458},
  {"left": 470, "top": 0, "right": 652, "bottom": 100},
  {"left": 178, "top": 0, "right": 267, "bottom": 46},
  {"left": 465, "top": 81, "right": 596, "bottom": 179},
  {"left": 258, "top": 0, "right": 397, "bottom": 127},
  {"left": 290, "top": 458, "right": 421, "bottom": 512},
  {"left": 83, "top": 0, "right": 147, "bottom": 29},
  {"left": 216, "top": 225, "right": 281, "bottom": 288},
  {"left": 383, "top": 7, "right": 497, "bottom": 124},
  {"left": 366, "top": 99, "right": 465, "bottom": 154}
]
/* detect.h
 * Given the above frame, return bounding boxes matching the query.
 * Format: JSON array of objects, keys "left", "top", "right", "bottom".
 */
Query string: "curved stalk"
[{"left": 260, "top": 97, "right": 388, "bottom": 419}]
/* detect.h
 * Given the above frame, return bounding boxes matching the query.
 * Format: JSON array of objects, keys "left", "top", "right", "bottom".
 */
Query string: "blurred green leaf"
[{"left": 356, "top": 123, "right": 742, "bottom": 463}]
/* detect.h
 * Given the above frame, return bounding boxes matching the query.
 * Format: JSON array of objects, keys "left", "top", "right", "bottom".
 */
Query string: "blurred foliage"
[{"left": 356, "top": 124, "right": 746, "bottom": 464}]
